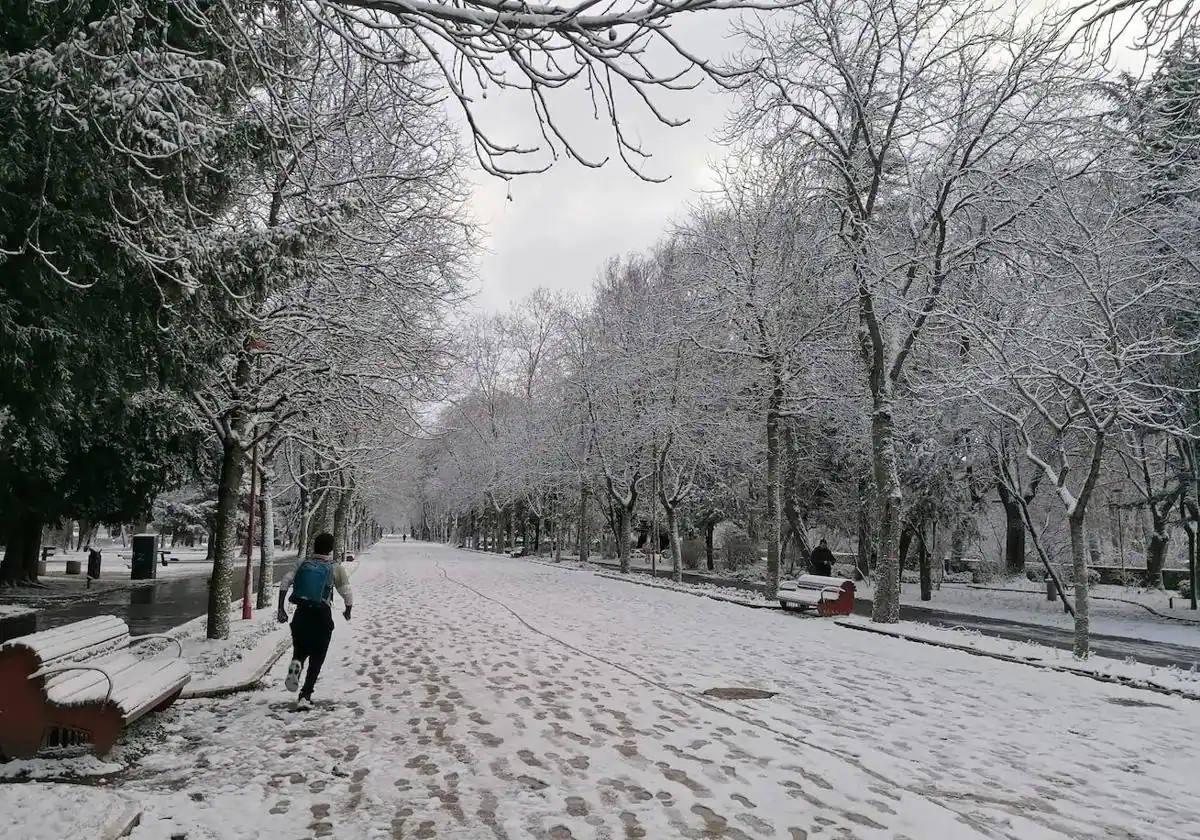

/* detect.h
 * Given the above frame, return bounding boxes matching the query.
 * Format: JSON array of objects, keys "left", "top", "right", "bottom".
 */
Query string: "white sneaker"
[
  {"left": 284, "top": 659, "right": 302, "bottom": 692},
  {"left": 295, "top": 695, "right": 312, "bottom": 711}
]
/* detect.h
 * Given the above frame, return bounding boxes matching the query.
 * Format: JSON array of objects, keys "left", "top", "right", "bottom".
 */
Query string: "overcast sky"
[{"left": 461, "top": 16, "right": 742, "bottom": 313}]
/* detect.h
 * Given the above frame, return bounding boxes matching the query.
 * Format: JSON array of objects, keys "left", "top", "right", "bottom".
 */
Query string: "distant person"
[
  {"left": 277, "top": 532, "right": 353, "bottom": 710},
  {"left": 809, "top": 539, "right": 835, "bottom": 576},
  {"left": 402, "top": 533, "right": 407, "bottom": 542}
]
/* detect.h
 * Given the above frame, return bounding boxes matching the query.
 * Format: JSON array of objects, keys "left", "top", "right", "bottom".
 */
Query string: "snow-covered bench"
[
  {"left": 776, "top": 575, "right": 856, "bottom": 616},
  {"left": 0, "top": 616, "right": 190, "bottom": 758}
]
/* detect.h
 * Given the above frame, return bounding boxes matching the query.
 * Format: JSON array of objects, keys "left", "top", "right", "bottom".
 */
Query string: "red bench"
[
  {"left": 0, "top": 616, "right": 190, "bottom": 758},
  {"left": 776, "top": 575, "right": 856, "bottom": 616}
]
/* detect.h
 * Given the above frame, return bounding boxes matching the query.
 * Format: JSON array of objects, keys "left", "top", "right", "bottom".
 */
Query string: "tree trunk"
[
  {"left": 618, "top": 505, "right": 631, "bottom": 574},
  {"left": 870, "top": 398, "right": 903, "bottom": 623},
  {"left": 898, "top": 524, "right": 914, "bottom": 570},
  {"left": 1068, "top": 514, "right": 1090, "bottom": 658},
  {"left": 704, "top": 520, "right": 715, "bottom": 572},
  {"left": 918, "top": 527, "right": 932, "bottom": 602},
  {"left": 665, "top": 503, "right": 682, "bottom": 584},
  {"left": 1185, "top": 500, "right": 1198, "bottom": 611},
  {"left": 1, "top": 510, "right": 43, "bottom": 585},
  {"left": 765, "top": 386, "right": 783, "bottom": 595},
  {"left": 256, "top": 467, "right": 275, "bottom": 609},
  {"left": 296, "top": 462, "right": 310, "bottom": 563},
  {"left": 998, "top": 490, "right": 1026, "bottom": 575},
  {"left": 333, "top": 483, "right": 353, "bottom": 562},
  {"left": 208, "top": 436, "right": 246, "bottom": 640},
  {"left": 1145, "top": 518, "right": 1168, "bottom": 589},
  {"left": 578, "top": 482, "right": 590, "bottom": 563},
  {"left": 856, "top": 477, "right": 871, "bottom": 581}
]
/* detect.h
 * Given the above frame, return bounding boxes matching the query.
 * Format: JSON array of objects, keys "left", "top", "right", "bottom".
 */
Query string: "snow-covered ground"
[
  {"left": 836, "top": 616, "right": 1200, "bottom": 698},
  {"left": 1, "top": 539, "right": 1187, "bottom": 839},
  {"left": 39, "top": 546, "right": 269, "bottom": 583},
  {"left": 858, "top": 580, "right": 1200, "bottom": 647},
  {"left": 166, "top": 597, "right": 287, "bottom": 683},
  {"left": 0, "top": 603, "right": 35, "bottom": 618}
]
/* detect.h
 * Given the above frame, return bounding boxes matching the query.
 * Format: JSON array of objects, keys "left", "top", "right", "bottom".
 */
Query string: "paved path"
[{"left": 115, "top": 542, "right": 1199, "bottom": 839}]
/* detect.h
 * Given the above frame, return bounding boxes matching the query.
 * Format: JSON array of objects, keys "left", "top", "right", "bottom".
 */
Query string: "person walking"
[
  {"left": 277, "top": 532, "right": 353, "bottom": 709},
  {"left": 809, "top": 538, "right": 836, "bottom": 577}
]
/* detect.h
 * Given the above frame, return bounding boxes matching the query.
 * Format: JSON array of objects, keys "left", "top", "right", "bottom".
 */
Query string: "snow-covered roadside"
[
  {"left": 0, "top": 603, "right": 35, "bottom": 618},
  {"left": 857, "top": 579, "right": 1200, "bottom": 646},
  {"left": 0, "top": 783, "right": 140, "bottom": 839},
  {"left": 837, "top": 615, "right": 1200, "bottom": 699},
  {"left": 592, "top": 570, "right": 774, "bottom": 607}
]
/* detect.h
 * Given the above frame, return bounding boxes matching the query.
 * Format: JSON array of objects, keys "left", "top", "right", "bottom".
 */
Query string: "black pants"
[{"left": 290, "top": 602, "right": 334, "bottom": 697}]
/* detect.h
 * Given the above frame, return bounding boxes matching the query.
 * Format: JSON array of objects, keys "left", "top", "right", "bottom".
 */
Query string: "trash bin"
[
  {"left": 65, "top": 560, "right": 82, "bottom": 575},
  {"left": 1046, "top": 577, "right": 1058, "bottom": 602},
  {"left": 131, "top": 534, "right": 158, "bottom": 580},
  {"left": 87, "top": 549, "right": 102, "bottom": 580}
]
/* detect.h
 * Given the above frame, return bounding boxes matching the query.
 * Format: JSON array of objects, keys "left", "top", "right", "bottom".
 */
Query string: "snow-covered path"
[{"left": 116, "top": 541, "right": 1200, "bottom": 839}]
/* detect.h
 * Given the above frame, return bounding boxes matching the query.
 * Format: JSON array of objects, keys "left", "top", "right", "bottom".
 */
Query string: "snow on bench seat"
[
  {"left": 2, "top": 616, "right": 129, "bottom": 670},
  {"left": 0, "top": 617, "right": 190, "bottom": 758},
  {"left": 44, "top": 652, "right": 192, "bottom": 717},
  {"left": 776, "top": 575, "right": 856, "bottom": 616}
]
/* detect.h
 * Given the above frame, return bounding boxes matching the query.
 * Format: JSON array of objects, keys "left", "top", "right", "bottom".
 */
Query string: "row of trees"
[
  {"left": 404, "top": 0, "right": 1200, "bottom": 657},
  {"left": 3, "top": 0, "right": 760, "bottom": 638}
]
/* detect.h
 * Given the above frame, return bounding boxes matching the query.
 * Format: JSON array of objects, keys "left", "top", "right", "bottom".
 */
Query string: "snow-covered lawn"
[
  {"left": 39, "top": 546, "right": 271, "bottom": 583},
  {"left": 0, "top": 603, "right": 35, "bottom": 618},
  {"left": 7, "top": 541, "right": 1196, "bottom": 839},
  {"left": 836, "top": 616, "right": 1200, "bottom": 699},
  {"left": 594, "top": 569, "right": 775, "bottom": 606},
  {"left": 857, "top": 580, "right": 1200, "bottom": 647}
]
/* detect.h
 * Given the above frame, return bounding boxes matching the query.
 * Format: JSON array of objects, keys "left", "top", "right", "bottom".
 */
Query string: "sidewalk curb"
[
  {"left": 180, "top": 636, "right": 291, "bottom": 700},
  {"left": 99, "top": 803, "right": 142, "bottom": 840},
  {"left": 834, "top": 619, "right": 1200, "bottom": 702}
]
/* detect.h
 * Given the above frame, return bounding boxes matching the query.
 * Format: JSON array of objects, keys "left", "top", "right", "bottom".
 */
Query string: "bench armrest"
[
  {"left": 29, "top": 664, "right": 115, "bottom": 704},
  {"left": 128, "top": 635, "right": 184, "bottom": 658}
]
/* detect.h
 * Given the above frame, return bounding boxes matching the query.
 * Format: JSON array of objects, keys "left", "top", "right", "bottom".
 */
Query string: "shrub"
[
  {"left": 1025, "top": 566, "right": 1047, "bottom": 583},
  {"left": 681, "top": 539, "right": 704, "bottom": 570},
  {"left": 1066, "top": 566, "right": 1101, "bottom": 586},
  {"left": 1178, "top": 580, "right": 1193, "bottom": 599},
  {"left": 720, "top": 527, "right": 757, "bottom": 571},
  {"left": 831, "top": 563, "right": 857, "bottom": 579},
  {"left": 972, "top": 561, "right": 999, "bottom": 584}
]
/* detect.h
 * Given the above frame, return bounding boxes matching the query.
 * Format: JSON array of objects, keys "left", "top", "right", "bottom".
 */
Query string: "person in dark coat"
[{"left": 808, "top": 539, "right": 835, "bottom": 576}]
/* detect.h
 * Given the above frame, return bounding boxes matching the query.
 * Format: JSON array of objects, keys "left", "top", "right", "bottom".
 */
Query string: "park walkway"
[{"left": 112, "top": 541, "right": 1198, "bottom": 839}]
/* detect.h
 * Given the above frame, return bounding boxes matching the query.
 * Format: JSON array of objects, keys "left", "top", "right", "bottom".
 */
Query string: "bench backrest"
[
  {"left": 0, "top": 616, "right": 130, "bottom": 673},
  {"left": 794, "top": 575, "right": 854, "bottom": 592}
]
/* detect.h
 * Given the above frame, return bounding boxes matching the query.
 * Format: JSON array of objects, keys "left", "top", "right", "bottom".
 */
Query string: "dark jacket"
[{"left": 808, "top": 546, "right": 835, "bottom": 576}]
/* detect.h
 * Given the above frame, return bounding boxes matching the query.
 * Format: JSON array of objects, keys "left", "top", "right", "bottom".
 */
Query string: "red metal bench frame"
[{"left": 0, "top": 619, "right": 188, "bottom": 758}]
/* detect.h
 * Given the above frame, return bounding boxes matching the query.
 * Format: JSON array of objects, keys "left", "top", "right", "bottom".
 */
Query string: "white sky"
[{"left": 459, "top": 15, "right": 742, "bottom": 312}]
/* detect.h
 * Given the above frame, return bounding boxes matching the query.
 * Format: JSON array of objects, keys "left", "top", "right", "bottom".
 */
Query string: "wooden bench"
[
  {"left": 0, "top": 616, "right": 191, "bottom": 758},
  {"left": 776, "top": 575, "right": 856, "bottom": 616}
]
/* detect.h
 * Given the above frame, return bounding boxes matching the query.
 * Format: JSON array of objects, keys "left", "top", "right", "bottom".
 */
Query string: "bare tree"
[{"left": 731, "top": 0, "right": 1095, "bottom": 621}]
